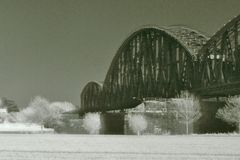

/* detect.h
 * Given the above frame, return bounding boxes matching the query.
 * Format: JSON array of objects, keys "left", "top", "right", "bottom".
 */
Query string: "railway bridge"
[{"left": 80, "top": 15, "right": 240, "bottom": 134}]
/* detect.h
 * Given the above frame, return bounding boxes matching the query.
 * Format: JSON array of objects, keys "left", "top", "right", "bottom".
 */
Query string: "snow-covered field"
[
  {"left": 0, "top": 123, "right": 54, "bottom": 133},
  {"left": 0, "top": 134, "right": 240, "bottom": 160}
]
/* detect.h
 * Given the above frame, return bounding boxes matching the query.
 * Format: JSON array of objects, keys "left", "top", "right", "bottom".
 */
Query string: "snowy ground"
[
  {"left": 0, "top": 134, "right": 240, "bottom": 160},
  {"left": 0, "top": 123, "right": 54, "bottom": 133}
]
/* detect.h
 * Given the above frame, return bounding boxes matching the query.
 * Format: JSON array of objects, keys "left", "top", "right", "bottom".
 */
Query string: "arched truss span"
[
  {"left": 100, "top": 26, "right": 208, "bottom": 111},
  {"left": 197, "top": 15, "right": 240, "bottom": 92},
  {"left": 81, "top": 81, "right": 103, "bottom": 112},
  {"left": 80, "top": 15, "right": 240, "bottom": 112}
]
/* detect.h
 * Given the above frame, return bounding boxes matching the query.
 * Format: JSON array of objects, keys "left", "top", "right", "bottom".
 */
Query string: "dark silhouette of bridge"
[{"left": 81, "top": 15, "right": 240, "bottom": 114}]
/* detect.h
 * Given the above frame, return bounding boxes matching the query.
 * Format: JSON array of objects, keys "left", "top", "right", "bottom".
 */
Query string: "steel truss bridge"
[{"left": 81, "top": 15, "right": 240, "bottom": 113}]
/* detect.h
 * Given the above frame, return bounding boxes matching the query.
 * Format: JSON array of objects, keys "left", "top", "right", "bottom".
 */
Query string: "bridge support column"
[{"left": 100, "top": 112, "right": 125, "bottom": 134}]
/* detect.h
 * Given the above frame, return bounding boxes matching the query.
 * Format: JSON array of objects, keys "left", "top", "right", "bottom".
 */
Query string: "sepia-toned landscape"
[{"left": 0, "top": 0, "right": 240, "bottom": 159}]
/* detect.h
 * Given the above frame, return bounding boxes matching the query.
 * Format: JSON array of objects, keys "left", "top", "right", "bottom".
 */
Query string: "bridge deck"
[{"left": 193, "top": 81, "right": 240, "bottom": 98}]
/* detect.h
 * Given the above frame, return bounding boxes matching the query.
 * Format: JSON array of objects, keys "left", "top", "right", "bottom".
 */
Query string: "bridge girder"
[
  {"left": 81, "top": 26, "right": 208, "bottom": 112},
  {"left": 195, "top": 15, "right": 240, "bottom": 96},
  {"left": 81, "top": 15, "right": 240, "bottom": 113},
  {"left": 80, "top": 81, "right": 103, "bottom": 112}
]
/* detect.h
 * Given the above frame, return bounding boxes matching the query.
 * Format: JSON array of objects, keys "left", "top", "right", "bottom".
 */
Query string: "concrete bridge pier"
[
  {"left": 99, "top": 99, "right": 237, "bottom": 135},
  {"left": 100, "top": 112, "right": 125, "bottom": 134}
]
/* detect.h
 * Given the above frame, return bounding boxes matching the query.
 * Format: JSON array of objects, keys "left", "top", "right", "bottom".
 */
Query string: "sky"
[{"left": 0, "top": 0, "right": 239, "bottom": 108}]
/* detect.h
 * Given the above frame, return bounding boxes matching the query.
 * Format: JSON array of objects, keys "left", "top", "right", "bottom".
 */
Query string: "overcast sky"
[{"left": 0, "top": 0, "right": 239, "bottom": 108}]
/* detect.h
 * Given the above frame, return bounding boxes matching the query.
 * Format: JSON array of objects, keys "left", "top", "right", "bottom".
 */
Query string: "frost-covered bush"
[
  {"left": 128, "top": 114, "right": 147, "bottom": 135},
  {"left": 18, "top": 96, "right": 76, "bottom": 128},
  {"left": 0, "top": 109, "right": 7, "bottom": 123},
  {"left": 18, "top": 96, "right": 51, "bottom": 125},
  {"left": 216, "top": 95, "right": 240, "bottom": 133},
  {"left": 83, "top": 113, "right": 101, "bottom": 134}
]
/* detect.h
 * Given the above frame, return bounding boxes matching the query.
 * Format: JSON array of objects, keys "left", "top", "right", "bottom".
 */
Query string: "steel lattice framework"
[
  {"left": 81, "top": 81, "right": 103, "bottom": 112},
  {"left": 81, "top": 15, "right": 240, "bottom": 113},
  {"left": 195, "top": 15, "right": 240, "bottom": 97}
]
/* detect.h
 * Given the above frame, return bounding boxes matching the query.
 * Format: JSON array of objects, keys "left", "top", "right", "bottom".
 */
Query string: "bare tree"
[
  {"left": 172, "top": 91, "right": 201, "bottom": 134},
  {"left": 216, "top": 96, "right": 240, "bottom": 133}
]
